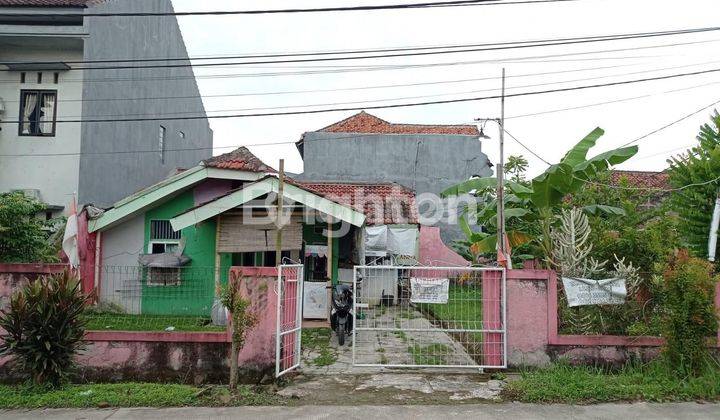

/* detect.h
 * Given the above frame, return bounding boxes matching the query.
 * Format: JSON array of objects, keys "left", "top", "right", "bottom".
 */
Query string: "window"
[
  {"left": 158, "top": 125, "right": 166, "bottom": 163},
  {"left": 19, "top": 90, "right": 57, "bottom": 137},
  {"left": 53, "top": 72, "right": 59, "bottom": 84},
  {"left": 147, "top": 220, "right": 181, "bottom": 286},
  {"left": 36, "top": 72, "right": 42, "bottom": 84},
  {"left": 20, "top": 72, "right": 25, "bottom": 83}
]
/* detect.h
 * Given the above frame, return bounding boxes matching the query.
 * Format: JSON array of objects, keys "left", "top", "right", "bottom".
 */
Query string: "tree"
[
  {"left": 442, "top": 128, "right": 638, "bottom": 265},
  {"left": 667, "top": 111, "right": 720, "bottom": 259},
  {"left": 0, "top": 192, "right": 60, "bottom": 263},
  {"left": 504, "top": 154, "right": 529, "bottom": 183}
]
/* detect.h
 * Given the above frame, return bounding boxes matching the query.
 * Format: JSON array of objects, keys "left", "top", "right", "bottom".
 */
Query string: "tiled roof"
[
  {"left": 202, "top": 147, "right": 276, "bottom": 173},
  {"left": 0, "top": 0, "right": 96, "bottom": 6},
  {"left": 609, "top": 170, "right": 670, "bottom": 190},
  {"left": 316, "top": 111, "right": 480, "bottom": 136},
  {"left": 297, "top": 181, "right": 419, "bottom": 225}
]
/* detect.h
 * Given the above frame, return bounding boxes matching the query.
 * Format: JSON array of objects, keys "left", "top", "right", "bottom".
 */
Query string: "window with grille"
[
  {"left": 147, "top": 220, "right": 181, "bottom": 286},
  {"left": 151, "top": 220, "right": 181, "bottom": 241}
]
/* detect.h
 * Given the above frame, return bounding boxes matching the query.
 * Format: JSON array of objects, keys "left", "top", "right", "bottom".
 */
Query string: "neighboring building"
[
  {"left": 82, "top": 147, "right": 419, "bottom": 317},
  {"left": 609, "top": 170, "right": 670, "bottom": 207},
  {"left": 0, "top": 0, "right": 213, "bottom": 214},
  {"left": 296, "top": 111, "right": 493, "bottom": 244}
]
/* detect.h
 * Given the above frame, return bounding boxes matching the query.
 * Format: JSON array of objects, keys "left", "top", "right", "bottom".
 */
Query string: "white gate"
[
  {"left": 275, "top": 264, "right": 304, "bottom": 377},
  {"left": 352, "top": 265, "right": 506, "bottom": 369}
]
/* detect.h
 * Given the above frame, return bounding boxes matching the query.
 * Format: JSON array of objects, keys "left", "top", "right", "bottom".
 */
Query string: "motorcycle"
[{"left": 330, "top": 284, "right": 353, "bottom": 346}]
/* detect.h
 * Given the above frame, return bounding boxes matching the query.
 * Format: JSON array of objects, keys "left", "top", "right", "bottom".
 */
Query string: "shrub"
[
  {"left": 0, "top": 192, "right": 62, "bottom": 263},
  {"left": 660, "top": 250, "right": 719, "bottom": 376},
  {"left": 0, "top": 271, "right": 88, "bottom": 386}
]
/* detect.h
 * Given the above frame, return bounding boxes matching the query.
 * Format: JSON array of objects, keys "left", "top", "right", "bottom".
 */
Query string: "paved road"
[{"left": 1, "top": 403, "right": 718, "bottom": 419}]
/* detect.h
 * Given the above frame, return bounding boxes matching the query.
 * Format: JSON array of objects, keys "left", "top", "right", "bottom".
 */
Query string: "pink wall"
[
  {"left": 506, "top": 270, "right": 551, "bottom": 366},
  {"left": 418, "top": 226, "right": 469, "bottom": 266},
  {"left": 230, "top": 267, "right": 280, "bottom": 369},
  {"left": 194, "top": 179, "right": 234, "bottom": 206},
  {"left": 505, "top": 269, "right": 720, "bottom": 367}
]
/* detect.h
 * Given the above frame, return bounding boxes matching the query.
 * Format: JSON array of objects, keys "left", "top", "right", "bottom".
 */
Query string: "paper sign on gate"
[
  {"left": 410, "top": 278, "right": 450, "bottom": 304},
  {"left": 561, "top": 277, "right": 627, "bottom": 307}
]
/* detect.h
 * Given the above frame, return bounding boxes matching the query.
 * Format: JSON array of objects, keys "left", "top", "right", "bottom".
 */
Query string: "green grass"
[
  {"left": 408, "top": 343, "right": 451, "bottom": 365},
  {"left": 0, "top": 383, "right": 284, "bottom": 409},
  {"left": 301, "top": 327, "right": 338, "bottom": 367},
  {"left": 85, "top": 313, "right": 226, "bottom": 332},
  {"left": 504, "top": 361, "right": 720, "bottom": 403},
  {"left": 417, "top": 284, "right": 482, "bottom": 330}
]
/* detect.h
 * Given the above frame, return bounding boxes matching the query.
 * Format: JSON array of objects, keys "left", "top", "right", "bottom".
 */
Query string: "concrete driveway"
[{"left": 1, "top": 403, "right": 718, "bottom": 419}]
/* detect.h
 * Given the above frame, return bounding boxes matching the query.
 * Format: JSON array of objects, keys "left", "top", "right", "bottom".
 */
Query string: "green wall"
[{"left": 141, "top": 191, "right": 217, "bottom": 316}]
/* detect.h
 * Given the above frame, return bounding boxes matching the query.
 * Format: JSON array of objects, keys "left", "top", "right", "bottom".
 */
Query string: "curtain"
[
  {"left": 39, "top": 93, "right": 55, "bottom": 134},
  {"left": 21, "top": 92, "right": 37, "bottom": 134}
]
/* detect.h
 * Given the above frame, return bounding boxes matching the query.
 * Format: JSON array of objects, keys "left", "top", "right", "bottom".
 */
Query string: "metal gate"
[
  {"left": 352, "top": 265, "right": 506, "bottom": 369},
  {"left": 275, "top": 264, "right": 304, "bottom": 377}
]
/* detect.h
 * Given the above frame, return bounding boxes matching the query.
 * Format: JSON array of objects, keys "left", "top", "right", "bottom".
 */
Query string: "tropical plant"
[
  {"left": 0, "top": 271, "right": 88, "bottom": 386},
  {"left": 659, "top": 250, "right": 719, "bottom": 376},
  {"left": 504, "top": 154, "right": 529, "bottom": 183},
  {"left": 667, "top": 111, "right": 720, "bottom": 259},
  {"left": 0, "top": 192, "right": 61, "bottom": 263},
  {"left": 442, "top": 128, "right": 638, "bottom": 265}
]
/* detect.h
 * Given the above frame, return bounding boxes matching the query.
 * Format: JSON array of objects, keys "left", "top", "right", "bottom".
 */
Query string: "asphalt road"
[{"left": 1, "top": 403, "right": 718, "bottom": 419}]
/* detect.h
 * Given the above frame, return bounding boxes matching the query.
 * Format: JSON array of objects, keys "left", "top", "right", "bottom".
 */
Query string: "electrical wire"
[
  {"left": 2, "top": 64, "right": 719, "bottom": 125},
  {"left": 0, "top": 0, "right": 579, "bottom": 18},
  {"left": 2, "top": 40, "right": 694, "bottom": 84},
  {"left": 4, "top": 29, "right": 718, "bottom": 71},
  {"left": 69, "top": 62, "right": 720, "bottom": 119}
]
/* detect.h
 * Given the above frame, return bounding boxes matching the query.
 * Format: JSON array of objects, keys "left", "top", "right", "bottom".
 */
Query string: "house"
[
  {"left": 295, "top": 111, "right": 493, "bottom": 244},
  {"left": 0, "top": 0, "right": 213, "bottom": 215},
  {"left": 609, "top": 170, "right": 670, "bottom": 207},
  {"left": 81, "top": 147, "right": 419, "bottom": 318}
]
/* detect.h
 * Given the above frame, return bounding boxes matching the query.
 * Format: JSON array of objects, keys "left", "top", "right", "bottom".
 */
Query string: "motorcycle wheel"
[{"left": 337, "top": 327, "right": 345, "bottom": 346}]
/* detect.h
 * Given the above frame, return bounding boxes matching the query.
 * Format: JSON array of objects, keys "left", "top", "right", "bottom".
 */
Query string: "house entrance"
[{"left": 352, "top": 265, "right": 506, "bottom": 370}]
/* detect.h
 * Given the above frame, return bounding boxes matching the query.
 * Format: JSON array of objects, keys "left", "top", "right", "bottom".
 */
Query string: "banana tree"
[{"left": 442, "top": 127, "right": 638, "bottom": 265}]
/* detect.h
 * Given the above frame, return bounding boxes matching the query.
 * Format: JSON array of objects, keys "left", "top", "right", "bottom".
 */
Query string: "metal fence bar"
[
  {"left": 276, "top": 264, "right": 304, "bottom": 378},
  {"left": 352, "top": 265, "right": 506, "bottom": 370}
]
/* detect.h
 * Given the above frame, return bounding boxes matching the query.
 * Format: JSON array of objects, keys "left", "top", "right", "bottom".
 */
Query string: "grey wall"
[
  {"left": 78, "top": 0, "right": 213, "bottom": 207},
  {"left": 298, "top": 132, "right": 493, "bottom": 243}
]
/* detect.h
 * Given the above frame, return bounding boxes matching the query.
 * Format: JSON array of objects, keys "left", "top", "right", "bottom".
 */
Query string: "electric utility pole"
[
  {"left": 276, "top": 159, "right": 285, "bottom": 266},
  {"left": 476, "top": 68, "right": 507, "bottom": 260}
]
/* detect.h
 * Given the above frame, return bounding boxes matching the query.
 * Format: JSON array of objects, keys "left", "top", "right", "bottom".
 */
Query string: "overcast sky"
[{"left": 171, "top": 0, "right": 720, "bottom": 177}]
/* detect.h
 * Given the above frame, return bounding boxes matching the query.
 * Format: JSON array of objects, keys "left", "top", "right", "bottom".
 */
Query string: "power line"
[
  {"left": 0, "top": 0, "right": 578, "bottom": 18},
  {"left": 506, "top": 79, "right": 720, "bottom": 119},
  {"left": 1, "top": 40, "right": 689, "bottom": 84},
  {"left": 65, "top": 62, "right": 720, "bottom": 119},
  {"left": 2, "top": 64, "right": 719, "bottom": 125},
  {"left": 616, "top": 98, "right": 720, "bottom": 147},
  {"left": 4, "top": 27, "right": 718, "bottom": 71},
  {"left": 504, "top": 103, "right": 720, "bottom": 192}
]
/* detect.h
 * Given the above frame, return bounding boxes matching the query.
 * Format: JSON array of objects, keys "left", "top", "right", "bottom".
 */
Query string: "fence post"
[{"left": 482, "top": 269, "right": 503, "bottom": 366}]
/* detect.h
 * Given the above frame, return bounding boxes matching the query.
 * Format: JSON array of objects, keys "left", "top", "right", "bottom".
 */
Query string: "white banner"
[
  {"left": 562, "top": 277, "right": 627, "bottom": 307},
  {"left": 410, "top": 277, "right": 450, "bottom": 304}
]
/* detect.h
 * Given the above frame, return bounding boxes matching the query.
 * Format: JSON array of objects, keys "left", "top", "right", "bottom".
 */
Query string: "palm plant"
[
  {"left": 668, "top": 111, "right": 720, "bottom": 258},
  {"left": 442, "top": 127, "right": 638, "bottom": 265}
]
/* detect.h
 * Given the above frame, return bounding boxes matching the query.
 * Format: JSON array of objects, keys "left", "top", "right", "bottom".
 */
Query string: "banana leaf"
[
  {"left": 469, "top": 230, "right": 533, "bottom": 254},
  {"left": 582, "top": 204, "right": 626, "bottom": 216},
  {"left": 441, "top": 177, "right": 532, "bottom": 198},
  {"left": 560, "top": 127, "right": 605, "bottom": 166}
]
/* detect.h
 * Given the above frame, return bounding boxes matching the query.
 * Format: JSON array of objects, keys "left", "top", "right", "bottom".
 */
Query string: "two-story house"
[
  {"left": 296, "top": 111, "right": 493, "bottom": 244},
  {"left": 0, "top": 0, "right": 213, "bottom": 215}
]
